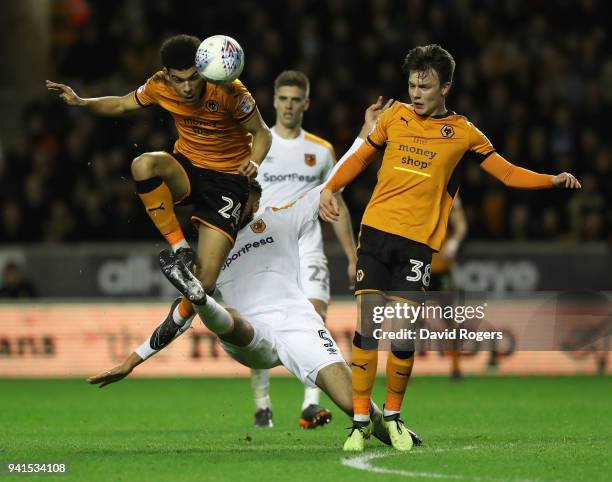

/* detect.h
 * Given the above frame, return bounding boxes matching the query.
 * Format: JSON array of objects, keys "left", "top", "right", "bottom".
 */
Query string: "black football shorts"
[
  {"left": 354, "top": 225, "right": 434, "bottom": 295},
  {"left": 173, "top": 152, "right": 249, "bottom": 242}
]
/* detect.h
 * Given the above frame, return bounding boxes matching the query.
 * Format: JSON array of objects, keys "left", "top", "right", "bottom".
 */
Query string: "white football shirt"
[
  {"left": 216, "top": 138, "right": 363, "bottom": 319},
  {"left": 257, "top": 127, "right": 336, "bottom": 209},
  {"left": 257, "top": 128, "right": 336, "bottom": 259}
]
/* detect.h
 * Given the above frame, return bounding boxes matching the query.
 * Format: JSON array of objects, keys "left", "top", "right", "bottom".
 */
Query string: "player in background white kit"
[
  {"left": 86, "top": 99, "right": 422, "bottom": 450},
  {"left": 252, "top": 71, "right": 358, "bottom": 429}
]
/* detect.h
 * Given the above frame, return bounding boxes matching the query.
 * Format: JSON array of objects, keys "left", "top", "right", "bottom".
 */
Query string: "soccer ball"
[{"left": 195, "top": 35, "right": 245, "bottom": 83}]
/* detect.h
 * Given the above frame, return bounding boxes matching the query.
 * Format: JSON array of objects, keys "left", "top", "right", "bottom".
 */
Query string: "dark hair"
[
  {"left": 401, "top": 44, "right": 456, "bottom": 85},
  {"left": 160, "top": 35, "right": 201, "bottom": 70},
  {"left": 274, "top": 70, "right": 310, "bottom": 96},
  {"left": 248, "top": 179, "right": 263, "bottom": 197}
]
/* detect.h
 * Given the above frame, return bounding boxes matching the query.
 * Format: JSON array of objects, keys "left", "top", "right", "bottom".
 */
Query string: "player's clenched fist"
[{"left": 45, "top": 80, "right": 85, "bottom": 106}]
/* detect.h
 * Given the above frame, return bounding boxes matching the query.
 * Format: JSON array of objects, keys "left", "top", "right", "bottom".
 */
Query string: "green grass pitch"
[{"left": 1, "top": 376, "right": 610, "bottom": 481}]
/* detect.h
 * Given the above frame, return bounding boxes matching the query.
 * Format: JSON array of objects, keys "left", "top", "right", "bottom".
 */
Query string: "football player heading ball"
[{"left": 47, "top": 35, "right": 272, "bottom": 350}]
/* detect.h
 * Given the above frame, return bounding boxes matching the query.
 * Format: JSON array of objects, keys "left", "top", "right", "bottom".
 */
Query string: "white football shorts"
[
  {"left": 297, "top": 219, "right": 330, "bottom": 304},
  {"left": 219, "top": 308, "right": 345, "bottom": 387},
  {"left": 299, "top": 256, "right": 330, "bottom": 304}
]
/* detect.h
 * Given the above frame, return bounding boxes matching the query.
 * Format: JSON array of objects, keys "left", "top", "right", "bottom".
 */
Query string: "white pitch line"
[{"left": 341, "top": 444, "right": 541, "bottom": 482}]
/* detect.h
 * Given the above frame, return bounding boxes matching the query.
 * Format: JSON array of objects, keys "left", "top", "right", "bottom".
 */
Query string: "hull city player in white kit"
[
  {"left": 87, "top": 99, "right": 422, "bottom": 450},
  {"left": 252, "top": 71, "right": 358, "bottom": 429}
]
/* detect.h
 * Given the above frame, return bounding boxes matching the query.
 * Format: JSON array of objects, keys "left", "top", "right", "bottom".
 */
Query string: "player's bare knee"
[
  {"left": 219, "top": 309, "right": 254, "bottom": 347},
  {"left": 131, "top": 153, "right": 159, "bottom": 179},
  {"left": 228, "top": 309, "right": 253, "bottom": 334}
]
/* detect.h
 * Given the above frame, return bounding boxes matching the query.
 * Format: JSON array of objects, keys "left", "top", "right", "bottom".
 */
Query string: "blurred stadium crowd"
[{"left": 1, "top": 0, "right": 610, "bottom": 244}]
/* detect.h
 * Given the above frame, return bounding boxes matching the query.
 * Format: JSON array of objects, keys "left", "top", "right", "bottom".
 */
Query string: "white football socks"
[
  {"left": 193, "top": 296, "right": 234, "bottom": 335},
  {"left": 383, "top": 408, "right": 401, "bottom": 418},
  {"left": 353, "top": 401, "right": 384, "bottom": 423},
  {"left": 353, "top": 413, "right": 371, "bottom": 423},
  {"left": 171, "top": 239, "right": 190, "bottom": 252},
  {"left": 251, "top": 369, "right": 272, "bottom": 410},
  {"left": 301, "top": 387, "right": 321, "bottom": 410},
  {"left": 135, "top": 314, "right": 195, "bottom": 360},
  {"left": 171, "top": 302, "right": 189, "bottom": 326}
]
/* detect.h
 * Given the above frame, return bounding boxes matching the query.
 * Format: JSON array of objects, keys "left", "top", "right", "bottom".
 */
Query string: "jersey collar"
[
  {"left": 271, "top": 126, "right": 304, "bottom": 143},
  {"left": 431, "top": 110, "right": 456, "bottom": 119}
]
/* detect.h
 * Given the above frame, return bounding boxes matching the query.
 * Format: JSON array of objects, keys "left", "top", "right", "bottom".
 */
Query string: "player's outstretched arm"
[
  {"left": 46, "top": 80, "right": 142, "bottom": 116},
  {"left": 481, "top": 153, "right": 581, "bottom": 189},
  {"left": 86, "top": 306, "right": 195, "bottom": 388},
  {"left": 86, "top": 352, "right": 144, "bottom": 388}
]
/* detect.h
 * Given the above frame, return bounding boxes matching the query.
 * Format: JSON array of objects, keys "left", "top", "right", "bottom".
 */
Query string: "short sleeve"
[
  {"left": 134, "top": 74, "right": 161, "bottom": 107},
  {"left": 230, "top": 80, "right": 257, "bottom": 123},
  {"left": 467, "top": 122, "right": 495, "bottom": 161},
  {"left": 366, "top": 106, "right": 393, "bottom": 150}
]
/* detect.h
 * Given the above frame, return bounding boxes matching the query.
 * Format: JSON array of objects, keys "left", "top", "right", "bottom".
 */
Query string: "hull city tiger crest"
[
  {"left": 304, "top": 153, "right": 316, "bottom": 166},
  {"left": 250, "top": 219, "right": 266, "bottom": 233}
]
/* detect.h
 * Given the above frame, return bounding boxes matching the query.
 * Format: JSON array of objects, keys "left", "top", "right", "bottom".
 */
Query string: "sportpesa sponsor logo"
[
  {"left": 222, "top": 236, "right": 275, "bottom": 269},
  {"left": 262, "top": 172, "right": 318, "bottom": 183}
]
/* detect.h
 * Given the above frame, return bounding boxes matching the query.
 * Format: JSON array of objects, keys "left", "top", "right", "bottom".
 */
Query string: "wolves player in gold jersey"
[
  {"left": 47, "top": 35, "right": 272, "bottom": 342},
  {"left": 320, "top": 44, "right": 581, "bottom": 451}
]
